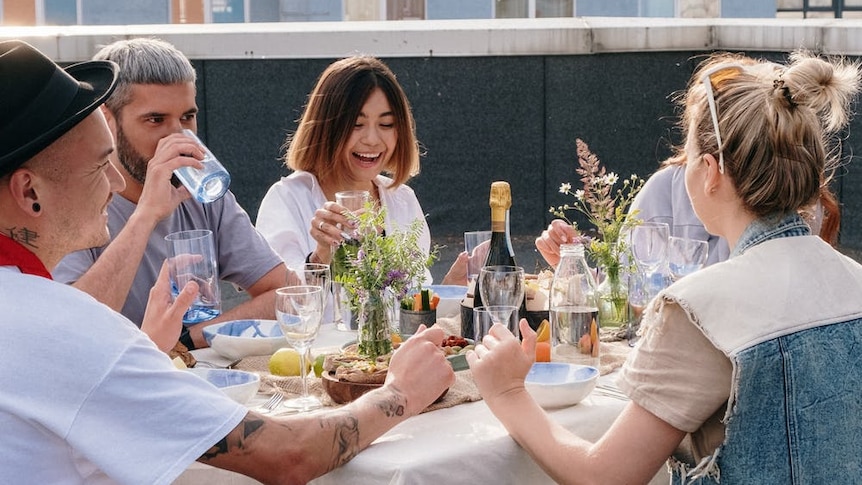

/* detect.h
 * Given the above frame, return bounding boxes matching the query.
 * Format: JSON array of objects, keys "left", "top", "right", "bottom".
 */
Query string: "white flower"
[
  {"left": 603, "top": 173, "right": 619, "bottom": 185},
  {"left": 574, "top": 189, "right": 585, "bottom": 201},
  {"left": 559, "top": 183, "right": 572, "bottom": 193}
]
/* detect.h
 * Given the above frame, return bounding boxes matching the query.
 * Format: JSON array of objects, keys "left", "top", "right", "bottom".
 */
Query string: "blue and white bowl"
[
  {"left": 189, "top": 368, "right": 260, "bottom": 404},
  {"left": 524, "top": 362, "right": 599, "bottom": 408},
  {"left": 202, "top": 319, "right": 286, "bottom": 360}
]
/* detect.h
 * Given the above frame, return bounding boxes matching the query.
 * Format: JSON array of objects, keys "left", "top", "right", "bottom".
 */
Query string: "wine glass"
[
  {"left": 630, "top": 222, "right": 669, "bottom": 278},
  {"left": 478, "top": 265, "right": 525, "bottom": 327},
  {"left": 289, "top": 263, "right": 333, "bottom": 322},
  {"left": 667, "top": 237, "right": 709, "bottom": 280},
  {"left": 275, "top": 285, "right": 324, "bottom": 412}
]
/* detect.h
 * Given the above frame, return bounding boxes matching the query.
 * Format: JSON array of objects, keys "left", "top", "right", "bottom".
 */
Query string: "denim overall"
[{"left": 660, "top": 214, "right": 862, "bottom": 484}]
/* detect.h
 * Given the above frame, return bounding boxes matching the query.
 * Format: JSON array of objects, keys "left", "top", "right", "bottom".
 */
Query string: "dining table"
[{"left": 174, "top": 323, "right": 670, "bottom": 485}]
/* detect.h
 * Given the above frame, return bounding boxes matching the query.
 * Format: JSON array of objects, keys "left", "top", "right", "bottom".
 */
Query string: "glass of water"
[
  {"left": 173, "top": 129, "right": 231, "bottom": 203},
  {"left": 165, "top": 229, "right": 221, "bottom": 324}
]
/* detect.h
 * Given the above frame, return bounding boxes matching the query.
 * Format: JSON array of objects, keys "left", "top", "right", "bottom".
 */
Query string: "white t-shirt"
[
  {"left": 256, "top": 171, "right": 432, "bottom": 283},
  {"left": 0, "top": 268, "right": 247, "bottom": 484}
]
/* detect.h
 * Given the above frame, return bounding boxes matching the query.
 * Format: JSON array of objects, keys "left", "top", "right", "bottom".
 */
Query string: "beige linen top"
[{"left": 616, "top": 300, "right": 732, "bottom": 465}]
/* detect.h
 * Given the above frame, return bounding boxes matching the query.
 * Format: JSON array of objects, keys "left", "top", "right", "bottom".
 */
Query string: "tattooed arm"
[{"left": 197, "top": 326, "right": 455, "bottom": 485}]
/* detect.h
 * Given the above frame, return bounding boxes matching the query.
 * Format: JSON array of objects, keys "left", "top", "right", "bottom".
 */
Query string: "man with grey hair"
[
  {"left": 1, "top": 42, "right": 453, "bottom": 484},
  {"left": 55, "top": 38, "right": 287, "bottom": 349}
]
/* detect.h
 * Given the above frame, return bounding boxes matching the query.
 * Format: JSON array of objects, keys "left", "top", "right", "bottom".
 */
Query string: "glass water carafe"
[{"left": 550, "top": 244, "right": 600, "bottom": 368}]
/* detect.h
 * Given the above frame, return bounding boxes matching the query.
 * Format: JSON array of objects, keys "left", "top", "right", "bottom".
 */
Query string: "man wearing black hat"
[
  {"left": 0, "top": 40, "right": 453, "bottom": 485},
  {"left": 53, "top": 37, "right": 288, "bottom": 350}
]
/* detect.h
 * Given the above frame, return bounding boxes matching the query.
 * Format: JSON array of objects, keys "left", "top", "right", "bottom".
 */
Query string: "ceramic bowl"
[
  {"left": 189, "top": 368, "right": 261, "bottom": 404},
  {"left": 322, "top": 371, "right": 449, "bottom": 405},
  {"left": 201, "top": 319, "right": 286, "bottom": 360},
  {"left": 321, "top": 371, "right": 383, "bottom": 404},
  {"left": 524, "top": 362, "right": 599, "bottom": 408},
  {"left": 427, "top": 284, "right": 467, "bottom": 318}
]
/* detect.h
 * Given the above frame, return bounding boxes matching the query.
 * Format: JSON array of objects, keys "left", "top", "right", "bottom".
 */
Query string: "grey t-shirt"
[{"left": 54, "top": 191, "right": 283, "bottom": 326}]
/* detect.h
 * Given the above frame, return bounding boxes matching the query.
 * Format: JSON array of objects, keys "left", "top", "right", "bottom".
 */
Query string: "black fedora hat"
[{"left": 0, "top": 40, "right": 118, "bottom": 177}]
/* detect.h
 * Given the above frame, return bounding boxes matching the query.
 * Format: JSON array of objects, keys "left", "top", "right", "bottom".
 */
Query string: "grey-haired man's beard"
[{"left": 115, "top": 125, "right": 149, "bottom": 184}]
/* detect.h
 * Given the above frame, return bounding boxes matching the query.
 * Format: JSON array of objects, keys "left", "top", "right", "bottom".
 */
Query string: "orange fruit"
[
  {"left": 536, "top": 319, "right": 550, "bottom": 342},
  {"left": 535, "top": 341, "right": 551, "bottom": 362},
  {"left": 391, "top": 332, "right": 403, "bottom": 347}
]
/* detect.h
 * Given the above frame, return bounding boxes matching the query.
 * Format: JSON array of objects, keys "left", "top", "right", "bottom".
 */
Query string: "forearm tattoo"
[
  {"left": 322, "top": 410, "right": 360, "bottom": 467},
  {"left": 200, "top": 415, "right": 264, "bottom": 461}
]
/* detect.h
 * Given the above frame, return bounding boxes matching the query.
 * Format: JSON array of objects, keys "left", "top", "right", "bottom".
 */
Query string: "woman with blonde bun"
[{"left": 469, "top": 51, "right": 862, "bottom": 484}]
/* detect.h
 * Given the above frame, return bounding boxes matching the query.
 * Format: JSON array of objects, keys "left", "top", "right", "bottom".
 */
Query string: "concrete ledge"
[{"left": 4, "top": 18, "right": 862, "bottom": 62}]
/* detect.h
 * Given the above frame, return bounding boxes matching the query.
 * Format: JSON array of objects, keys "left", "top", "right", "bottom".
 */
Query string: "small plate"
[
  {"left": 524, "top": 362, "right": 599, "bottom": 408},
  {"left": 202, "top": 319, "right": 286, "bottom": 360},
  {"left": 189, "top": 368, "right": 261, "bottom": 404}
]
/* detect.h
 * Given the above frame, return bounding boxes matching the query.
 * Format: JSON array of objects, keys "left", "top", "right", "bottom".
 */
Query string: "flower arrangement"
[
  {"left": 550, "top": 139, "right": 645, "bottom": 328},
  {"left": 333, "top": 202, "right": 435, "bottom": 358}
]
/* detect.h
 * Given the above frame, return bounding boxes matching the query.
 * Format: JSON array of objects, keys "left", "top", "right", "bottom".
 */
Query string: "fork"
[{"left": 258, "top": 392, "right": 285, "bottom": 413}]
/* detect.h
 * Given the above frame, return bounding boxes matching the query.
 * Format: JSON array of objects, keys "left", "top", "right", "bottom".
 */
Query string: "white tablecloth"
[{"left": 175, "top": 324, "right": 670, "bottom": 485}]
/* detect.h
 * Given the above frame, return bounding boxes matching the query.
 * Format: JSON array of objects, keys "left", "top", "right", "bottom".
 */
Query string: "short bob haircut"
[{"left": 285, "top": 56, "right": 420, "bottom": 189}]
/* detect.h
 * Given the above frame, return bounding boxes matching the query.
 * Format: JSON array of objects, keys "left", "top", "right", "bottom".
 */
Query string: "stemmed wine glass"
[
  {"left": 275, "top": 285, "right": 324, "bottom": 412},
  {"left": 478, "top": 265, "right": 525, "bottom": 329},
  {"left": 630, "top": 222, "right": 670, "bottom": 282},
  {"left": 290, "top": 263, "right": 333, "bottom": 322},
  {"left": 667, "top": 237, "right": 709, "bottom": 280}
]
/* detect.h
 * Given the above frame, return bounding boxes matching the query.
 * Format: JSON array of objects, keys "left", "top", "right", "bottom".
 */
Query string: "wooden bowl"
[
  {"left": 321, "top": 371, "right": 449, "bottom": 405},
  {"left": 321, "top": 371, "right": 383, "bottom": 404}
]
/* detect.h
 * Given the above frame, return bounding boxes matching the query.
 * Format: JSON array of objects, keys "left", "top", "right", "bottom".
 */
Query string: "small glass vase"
[
  {"left": 597, "top": 265, "right": 629, "bottom": 331},
  {"left": 357, "top": 290, "right": 394, "bottom": 359}
]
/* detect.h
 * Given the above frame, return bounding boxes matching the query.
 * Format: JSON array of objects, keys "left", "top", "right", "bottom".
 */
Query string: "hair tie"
[{"left": 774, "top": 77, "right": 796, "bottom": 107}]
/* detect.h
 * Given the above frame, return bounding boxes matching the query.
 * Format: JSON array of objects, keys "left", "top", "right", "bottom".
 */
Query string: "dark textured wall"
[{"left": 192, "top": 51, "right": 862, "bottom": 252}]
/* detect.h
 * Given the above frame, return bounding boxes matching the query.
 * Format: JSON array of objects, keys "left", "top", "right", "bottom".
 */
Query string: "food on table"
[
  {"left": 401, "top": 288, "right": 440, "bottom": 311},
  {"left": 312, "top": 353, "right": 327, "bottom": 378},
  {"left": 169, "top": 341, "right": 196, "bottom": 368},
  {"left": 324, "top": 348, "right": 389, "bottom": 385},
  {"left": 536, "top": 319, "right": 550, "bottom": 342},
  {"left": 577, "top": 318, "right": 600, "bottom": 357},
  {"left": 171, "top": 356, "right": 188, "bottom": 369},
  {"left": 535, "top": 341, "right": 551, "bottom": 362},
  {"left": 525, "top": 271, "right": 552, "bottom": 312},
  {"left": 440, "top": 335, "right": 474, "bottom": 357},
  {"left": 269, "top": 348, "right": 310, "bottom": 376}
]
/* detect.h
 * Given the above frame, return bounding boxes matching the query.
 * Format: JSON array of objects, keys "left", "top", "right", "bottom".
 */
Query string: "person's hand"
[
  {"left": 134, "top": 132, "right": 203, "bottom": 224},
  {"left": 141, "top": 262, "right": 199, "bottom": 353},
  {"left": 467, "top": 319, "right": 536, "bottom": 407},
  {"left": 385, "top": 325, "right": 455, "bottom": 416},
  {"left": 308, "top": 201, "right": 361, "bottom": 264},
  {"left": 535, "top": 219, "right": 578, "bottom": 268},
  {"left": 441, "top": 251, "right": 468, "bottom": 286}
]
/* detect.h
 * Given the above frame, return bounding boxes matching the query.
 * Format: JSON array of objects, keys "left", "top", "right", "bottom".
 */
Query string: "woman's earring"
[{"left": 32, "top": 202, "right": 41, "bottom": 213}]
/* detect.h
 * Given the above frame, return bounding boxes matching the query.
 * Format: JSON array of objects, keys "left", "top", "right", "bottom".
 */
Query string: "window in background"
[
  {"left": 280, "top": 0, "right": 341, "bottom": 21},
  {"left": 345, "top": 0, "right": 380, "bottom": 21},
  {"left": 777, "top": 0, "right": 862, "bottom": 17},
  {"left": 495, "top": 0, "right": 574, "bottom": 18},
  {"left": 43, "top": 0, "right": 77, "bottom": 25},
  {"left": 210, "top": 0, "right": 246, "bottom": 22},
  {"left": 387, "top": 0, "right": 424, "bottom": 19}
]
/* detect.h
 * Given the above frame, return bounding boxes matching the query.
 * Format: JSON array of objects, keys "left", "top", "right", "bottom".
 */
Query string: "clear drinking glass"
[
  {"left": 478, "top": 265, "right": 525, "bottom": 329},
  {"left": 331, "top": 190, "right": 371, "bottom": 331},
  {"left": 165, "top": 229, "right": 221, "bottom": 324},
  {"left": 667, "top": 236, "right": 709, "bottom": 280},
  {"left": 275, "top": 285, "right": 324, "bottom": 412}
]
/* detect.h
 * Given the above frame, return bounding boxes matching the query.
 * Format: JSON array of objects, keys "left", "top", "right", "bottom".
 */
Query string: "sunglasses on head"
[{"left": 700, "top": 63, "right": 746, "bottom": 174}]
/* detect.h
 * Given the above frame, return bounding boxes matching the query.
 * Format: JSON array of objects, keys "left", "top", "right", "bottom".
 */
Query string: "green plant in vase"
[
  {"left": 551, "top": 138, "right": 645, "bottom": 331},
  {"left": 334, "top": 201, "right": 435, "bottom": 359}
]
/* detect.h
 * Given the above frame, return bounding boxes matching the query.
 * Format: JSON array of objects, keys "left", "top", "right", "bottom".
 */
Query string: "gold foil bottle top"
[{"left": 489, "top": 181, "right": 512, "bottom": 210}]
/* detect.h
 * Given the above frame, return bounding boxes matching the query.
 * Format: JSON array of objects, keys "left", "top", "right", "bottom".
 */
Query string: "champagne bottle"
[{"left": 461, "top": 181, "right": 528, "bottom": 339}]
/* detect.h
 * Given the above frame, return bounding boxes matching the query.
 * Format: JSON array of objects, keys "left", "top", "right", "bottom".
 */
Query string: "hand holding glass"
[
  {"left": 165, "top": 229, "right": 221, "bottom": 324},
  {"left": 275, "top": 286, "right": 324, "bottom": 412},
  {"left": 173, "top": 129, "right": 231, "bottom": 203}
]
